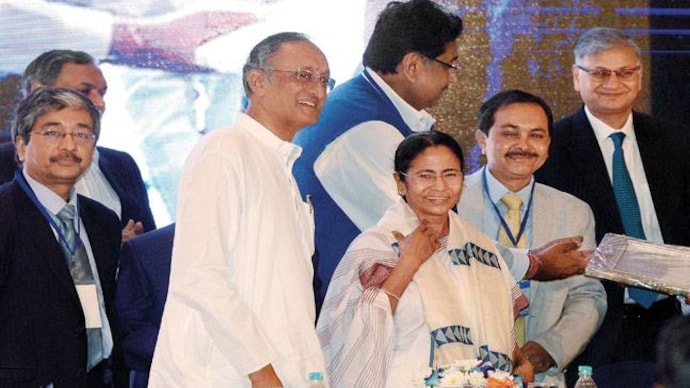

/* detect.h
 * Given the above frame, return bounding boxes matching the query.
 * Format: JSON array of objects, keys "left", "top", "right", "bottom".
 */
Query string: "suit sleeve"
[
  {"left": 533, "top": 203, "right": 607, "bottom": 371},
  {"left": 115, "top": 241, "right": 160, "bottom": 372}
]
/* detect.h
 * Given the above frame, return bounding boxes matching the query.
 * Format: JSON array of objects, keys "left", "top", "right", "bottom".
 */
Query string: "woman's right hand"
[{"left": 392, "top": 220, "right": 440, "bottom": 270}]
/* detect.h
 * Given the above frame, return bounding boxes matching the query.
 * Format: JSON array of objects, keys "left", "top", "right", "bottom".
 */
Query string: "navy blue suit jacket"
[
  {"left": 0, "top": 179, "right": 122, "bottom": 386},
  {"left": 114, "top": 223, "right": 175, "bottom": 388},
  {"left": 535, "top": 107, "right": 690, "bottom": 370},
  {"left": 0, "top": 142, "right": 156, "bottom": 232}
]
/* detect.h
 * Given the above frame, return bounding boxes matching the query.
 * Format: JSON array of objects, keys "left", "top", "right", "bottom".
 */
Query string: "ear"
[
  {"left": 15, "top": 136, "right": 27, "bottom": 163},
  {"left": 475, "top": 130, "right": 488, "bottom": 155},
  {"left": 571, "top": 64, "right": 581, "bottom": 92},
  {"left": 393, "top": 172, "right": 406, "bottom": 196},
  {"left": 246, "top": 68, "right": 268, "bottom": 97},
  {"left": 399, "top": 52, "right": 425, "bottom": 82},
  {"left": 30, "top": 81, "right": 46, "bottom": 93}
]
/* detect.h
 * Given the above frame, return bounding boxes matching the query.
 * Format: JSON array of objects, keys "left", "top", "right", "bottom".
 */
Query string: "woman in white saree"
[{"left": 316, "top": 131, "right": 534, "bottom": 387}]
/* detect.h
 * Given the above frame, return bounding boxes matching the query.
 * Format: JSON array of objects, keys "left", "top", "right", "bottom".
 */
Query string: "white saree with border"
[{"left": 317, "top": 198, "right": 524, "bottom": 387}]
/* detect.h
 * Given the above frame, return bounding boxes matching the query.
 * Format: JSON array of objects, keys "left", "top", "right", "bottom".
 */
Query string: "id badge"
[{"left": 76, "top": 284, "right": 103, "bottom": 328}]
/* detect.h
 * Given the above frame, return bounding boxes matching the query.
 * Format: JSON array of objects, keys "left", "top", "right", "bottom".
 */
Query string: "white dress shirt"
[
  {"left": 585, "top": 106, "right": 666, "bottom": 304},
  {"left": 74, "top": 149, "right": 123, "bottom": 221},
  {"left": 314, "top": 68, "right": 435, "bottom": 232},
  {"left": 149, "top": 113, "right": 324, "bottom": 387}
]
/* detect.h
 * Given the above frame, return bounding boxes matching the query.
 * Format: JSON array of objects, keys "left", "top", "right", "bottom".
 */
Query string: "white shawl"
[{"left": 317, "top": 199, "right": 523, "bottom": 387}]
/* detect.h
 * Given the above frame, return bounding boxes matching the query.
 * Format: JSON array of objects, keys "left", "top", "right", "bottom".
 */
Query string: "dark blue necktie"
[{"left": 610, "top": 132, "right": 657, "bottom": 308}]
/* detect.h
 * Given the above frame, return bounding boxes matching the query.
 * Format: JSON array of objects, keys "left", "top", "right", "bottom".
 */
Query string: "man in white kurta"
[{"left": 148, "top": 33, "right": 330, "bottom": 387}]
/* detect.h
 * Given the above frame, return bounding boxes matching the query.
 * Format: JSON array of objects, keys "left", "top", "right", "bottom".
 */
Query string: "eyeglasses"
[
  {"left": 398, "top": 170, "right": 463, "bottom": 184},
  {"left": 427, "top": 56, "right": 460, "bottom": 71},
  {"left": 31, "top": 129, "right": 96, "bottom": 145},
  {"left": 266, "top": 68, "right": 336, "bottom": 91},
  {"left": 576, "top": 65, "right": 641, "bottom": 81}
]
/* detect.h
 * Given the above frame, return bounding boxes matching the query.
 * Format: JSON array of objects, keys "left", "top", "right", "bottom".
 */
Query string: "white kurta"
[{"left": 149, "top": 113, "right": 325, "bottom": 387}]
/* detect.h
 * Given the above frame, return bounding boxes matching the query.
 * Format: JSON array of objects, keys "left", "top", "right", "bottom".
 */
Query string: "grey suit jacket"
[{"left": 458, "top": 167, "right": 607, "bottom": 383}]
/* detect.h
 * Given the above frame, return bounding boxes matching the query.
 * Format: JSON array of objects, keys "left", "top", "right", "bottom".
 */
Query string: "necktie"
[
  {"left": 610, "top": 132, "right": 657, "bottom": 308},
  {"left": 56, "top": 204, "right": 104, "bottom": 370},
  {"left": 498, "top": 193, "right": 528, "bottom": 346},
  {"left": 498, "top": 193, "right": 526, "bottom": 249}
]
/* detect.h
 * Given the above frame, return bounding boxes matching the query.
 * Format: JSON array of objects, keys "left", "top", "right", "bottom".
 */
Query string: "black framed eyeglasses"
[
  {"left": 575, "top": 64, "right": 641, "bottom": 81},
  {"left": 428, "top": 57, "right": 460, "bottom": 71}
]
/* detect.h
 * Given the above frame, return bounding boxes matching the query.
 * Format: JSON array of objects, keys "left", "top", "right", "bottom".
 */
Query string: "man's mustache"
[
  {"left": 50, "top": 152, "right": 82, "bottom": 163},
  {"left": 506, "top": 150, "right": 539, "bottom": 158}
]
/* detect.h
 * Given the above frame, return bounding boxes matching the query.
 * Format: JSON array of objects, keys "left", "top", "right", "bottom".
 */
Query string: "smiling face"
[
  {"left": 247, "top": 39, "right": 330, "bottom": 141},
  {"left": 573, "top": 45, "right": 642, "bottom": 128},
  {"left": 395, "top": 145, "right": 463, "bottom": 223},
  {"left": 476, "top": 102, "right": 550, "bottom": 191},
  {"left": 16, "top": 107, "right": 95, "bottom": 198}
]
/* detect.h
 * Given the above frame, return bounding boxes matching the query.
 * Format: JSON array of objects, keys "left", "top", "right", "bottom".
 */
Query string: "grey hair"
[
  {"left": 12, "top": 88, "right": 101, "bottom": 149},
  {"left": 242, "top": 32, "right": 311, "bottom": 97},
  {"left": 22, "top": 50, "right": 96, "bottom": 98},
  {"left": 574, "top": 27, "right": 641, "bottom": 63}
]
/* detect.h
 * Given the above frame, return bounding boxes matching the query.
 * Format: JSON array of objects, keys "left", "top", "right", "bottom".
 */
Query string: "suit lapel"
[
  {"left": 568, "top": 109, "right": 623, "bottom": 229},
  {"left": 14, "top": 184, "right": 83, "bottom": 309}
]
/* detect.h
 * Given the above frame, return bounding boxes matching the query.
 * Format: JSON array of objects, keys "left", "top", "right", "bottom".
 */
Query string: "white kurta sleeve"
[{"left": 314, "top": 121, "right": 403, "bottom": 232}]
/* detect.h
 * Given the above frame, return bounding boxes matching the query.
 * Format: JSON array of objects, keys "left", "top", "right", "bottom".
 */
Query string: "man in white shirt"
[{"left": 149, "top": 32, "right": 332, "bottom": 387}]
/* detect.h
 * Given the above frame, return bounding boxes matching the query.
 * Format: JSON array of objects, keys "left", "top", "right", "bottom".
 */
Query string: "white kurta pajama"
[
  {"left": 317, "top": 199, "right": 522, "bottom": 388},
  {"left": 149, "top": 113, "right": 325, "bottom": 387}
]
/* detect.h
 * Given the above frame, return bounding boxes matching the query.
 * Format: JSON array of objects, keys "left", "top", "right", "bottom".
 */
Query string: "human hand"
[
  {"left": 512, "top": 346, "right": 535, "bottom": 383},
  {"left": 392, "top": 220, "right": 440, "bottom": 270},
  {"left": 521, "top": 341, "right": 555, "bottom": 373},
  {"left": 530, "top": 236, "right": 590, "bottom": 281},
  {"left": 249, "top": 364, "right": 283, "bottom": 388},
  {"left": 121, "top": 219, "right": 144, "bottom": 243}
]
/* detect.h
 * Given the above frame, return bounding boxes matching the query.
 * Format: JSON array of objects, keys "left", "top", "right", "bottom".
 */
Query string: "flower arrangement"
[{"left": 418, "top": 359, "right": 521, "bottom": 387}]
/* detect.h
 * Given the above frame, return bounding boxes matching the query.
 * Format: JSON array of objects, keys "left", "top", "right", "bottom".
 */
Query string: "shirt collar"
[
  {"left": 364, "top": 67, "right": 436, "bottom": 132},
  {"left": 483, "top": 166, "right": 533, "bottom": 209},
  {"left": 585, "top": 105, "right": 636, "bottom": 145},
  {"left": 21, "top": 167, "right": 78, "bottom": 216},
  {"left": 236, "top": 112, "right": 303, "bottom": 166}
]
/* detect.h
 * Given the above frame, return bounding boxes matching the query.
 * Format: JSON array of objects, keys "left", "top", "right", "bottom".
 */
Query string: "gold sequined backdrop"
[{"left": 428, "top": 0, "right": 657, "bottom": 173}]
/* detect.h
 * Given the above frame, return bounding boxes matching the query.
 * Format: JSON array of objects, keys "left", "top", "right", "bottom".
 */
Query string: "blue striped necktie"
[{"left": 610, "top": 132, "right": 657, "bottom": 308}]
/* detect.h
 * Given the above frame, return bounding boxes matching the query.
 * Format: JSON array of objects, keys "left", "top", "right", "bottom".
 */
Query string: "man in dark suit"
[
  {"left": 536, "top": 27, "right": 690, "bottom": 385},
  {"left": 0, "top": 50, "right": 155, "bottom": 241},
  {"left": 0, "top": 88, "right": 123, "bottom": 386},
  {"left": 114, "top": 223, "right": 175, "bottom": 388}
]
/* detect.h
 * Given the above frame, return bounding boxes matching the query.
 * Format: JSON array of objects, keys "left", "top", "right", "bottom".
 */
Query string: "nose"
[
  {"left": 448, "top": 69, "right": 458, "bottom": 83},
  {"left": 603, "top": 73, "right": 623, "bottom": 87},
  {"left": 58, "top": 133, "right": 78, "bottom": 149},
  {"left": 433, "top": 175, "right": 449, "bottom": 189}
]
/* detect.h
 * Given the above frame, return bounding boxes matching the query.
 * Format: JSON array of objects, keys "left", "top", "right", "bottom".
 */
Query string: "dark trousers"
[{"left": 565, "top": 296, "right": 678, "bottom": 387}]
